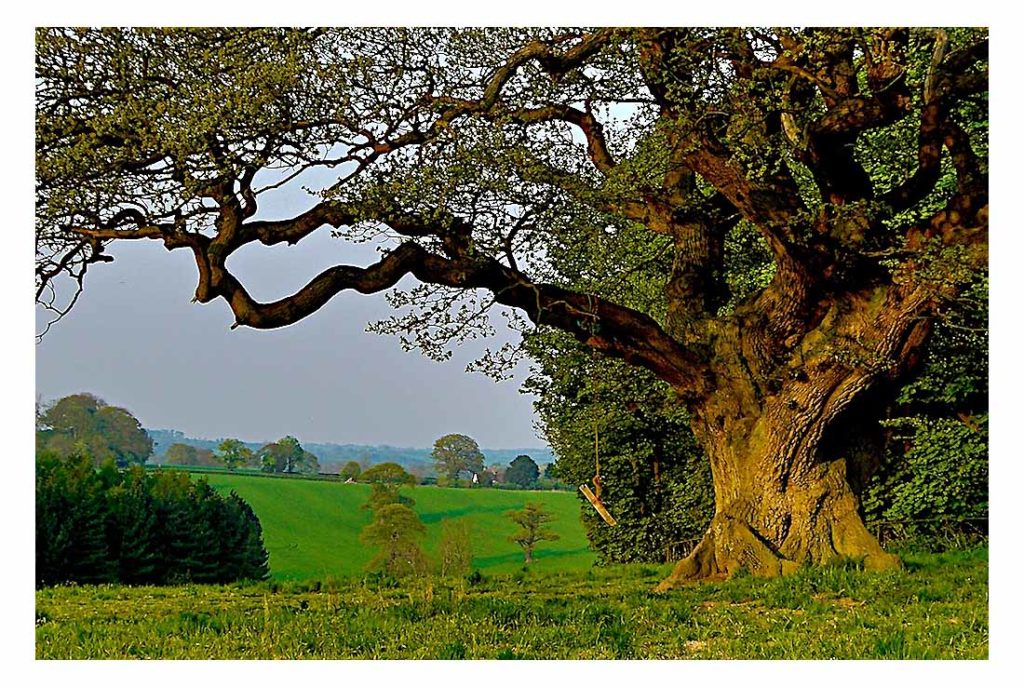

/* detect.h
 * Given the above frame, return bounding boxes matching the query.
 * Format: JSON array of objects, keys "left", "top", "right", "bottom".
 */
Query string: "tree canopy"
[
  {"left": 358, "top": 461, "right": 417, "bottom": 485},
  {"left": 506, "top": 502, "right": 561, "bottom": 565},
  {"left": 257, "top": 436, "right": 320, "bottom": 474},
  {"left": 37, "top": 393, "right": 153, "bottom": 467},
  {"left": 430, "top": 434, "right": 486, "bottom": 482},
  {"left": 36, "top": 452, "right": 270, "bottom": 586},
  {"left": 35, "top": 28, "right": 987, "bottom": 585},
  {"left": 164, "top": 442, "right": 219, "bottom": 467},
  {"left": 505, "top": 454, "right": 540, "bottom": 487},
  {"left": 215, "top": 438, "right": 254, "bottom": 471}
]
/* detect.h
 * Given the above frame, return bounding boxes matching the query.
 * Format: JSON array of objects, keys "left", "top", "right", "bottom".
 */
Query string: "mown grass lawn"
[
  {"left": 35, "top": 547, "right": 987, "bottom": 659},
  {"left": 199, "top": 473, "right": 595, "bottom": 579}
]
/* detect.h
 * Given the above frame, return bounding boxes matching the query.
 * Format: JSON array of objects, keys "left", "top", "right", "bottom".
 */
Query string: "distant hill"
[{"left": 145, "top": 428, "right": 555, "bottom": 474}]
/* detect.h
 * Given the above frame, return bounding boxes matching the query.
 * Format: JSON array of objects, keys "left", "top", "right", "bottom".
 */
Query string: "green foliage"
[
  {"left": 105, "top": 467, "right": 159, "bottom": 583},
  {"left": 358, "top": 461, "right": 416, "bottom": 485},
  {"left": 165, "top": 442, "right": 218, "bottom": 467},
  {"left": 526, "top": 330, "right": 714, "bottom": 563},
  {"left": 36, "top": 394, "right": 152, "bottom": 468},
  {"left": 505, "top": 454, "right": 539, "bottom": 487},
  {"left": 864, "top": 416, "right": 988, "bottom": 531},
  {"left": 360, "top": 504, "right": 429, "bottom": 578},
  {"left": 719, "top": 221, "right": 776, "bottom": 313},
  {"left": 437, "top": 520, "right": 474, "bottom": 577},
  {"left": 339, "top": 460, "right": 362, "bottom": 481},
  {"left": 35, "top": 548, "right": 987, "bottom": 659},
  {"left": 506, "top": 502, "right": 560, "bottom": 564},
  {"left": 35, "top": 452, "right": 269, "bottom": 587},
  {"left": 257, "top": 436, "right": 320, "bottom": 474},
  {"left": 362, "top": 483, "right": 415, "bottom": 513},
  {"left": 36, "top": 452, "right": 113, "bottom": 585},
  {"left": 216, "top": 439, "right": 254, "bottom": 471},
  {"left": 430, "top": 434, "right": 486, "bottom": 482}
]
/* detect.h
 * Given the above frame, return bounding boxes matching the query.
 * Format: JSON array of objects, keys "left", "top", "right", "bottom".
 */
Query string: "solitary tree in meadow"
[
  {"left": 506, "top": 502, "right": 560, "bottom": 565},
  {"left": 35, "top": 28, "right": 988, "bottom": 587},
  {"left": 258, "top": 436, "right": 320, "bottom": 474},
  {"left": 359, "top": 503, "right": 429, "bottom": 577},
  {"left": 431, "top": 434, "right": 486, "bottom": 484}
]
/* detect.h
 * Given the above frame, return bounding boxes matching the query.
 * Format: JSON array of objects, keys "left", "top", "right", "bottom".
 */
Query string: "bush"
[{"left": 36, "top": 452, "right": 270, "bottom": 587}]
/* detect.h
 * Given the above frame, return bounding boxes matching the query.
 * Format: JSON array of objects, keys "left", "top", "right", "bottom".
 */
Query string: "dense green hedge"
[{"left": 36, "top": 453, "right": 270, "bottom": 587}]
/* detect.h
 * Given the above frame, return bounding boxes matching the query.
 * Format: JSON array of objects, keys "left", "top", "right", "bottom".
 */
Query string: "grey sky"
[{"left": 35, "top": 212, "right": 546, "bottom": 450}]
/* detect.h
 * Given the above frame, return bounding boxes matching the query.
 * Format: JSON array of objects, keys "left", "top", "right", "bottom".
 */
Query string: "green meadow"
[
  {"left": 35, "top": 471, "right": 988, "bottom": 660},
  {"left": 35, "top": 548, "right": 988, "bottom": 659},
  {"left": 198, "top": 473, "right": 595, "bottom": 580}
]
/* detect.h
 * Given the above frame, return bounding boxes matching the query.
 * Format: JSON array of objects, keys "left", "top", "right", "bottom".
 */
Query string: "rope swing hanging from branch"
[{"left": 579, "top": 416, "right": 617, "bottom": 526}]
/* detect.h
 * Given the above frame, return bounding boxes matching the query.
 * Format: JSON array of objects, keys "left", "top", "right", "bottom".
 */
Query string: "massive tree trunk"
[
  {"left": 656, "top": 396, "right": 898, "bottom": 589},
  {"left": 655, "top": 283, "right": 932, "bottom": 589}
]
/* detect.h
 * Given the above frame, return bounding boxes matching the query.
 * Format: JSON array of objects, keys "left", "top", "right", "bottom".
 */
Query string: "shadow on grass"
[
  {"left": 418, "top": 504, "right": 513, "bottom": 523},
  {"left": 474, "top": 546, "right": 592, "bottom": 568}
]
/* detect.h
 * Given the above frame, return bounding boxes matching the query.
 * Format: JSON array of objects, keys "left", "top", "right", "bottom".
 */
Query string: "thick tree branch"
[
  {"left": 878, "top": 102, "right": 946, "bottom": 213},
  {"left": 223, "top": 241, "right": 706, "bottom": 394},
  {"left": 508, "top": 103, "right": 617, "bottom": 174}
]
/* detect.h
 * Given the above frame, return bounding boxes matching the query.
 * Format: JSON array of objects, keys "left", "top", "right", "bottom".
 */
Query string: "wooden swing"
[{"left": 579, "top": 419, "right": 617, "bottom": 526}]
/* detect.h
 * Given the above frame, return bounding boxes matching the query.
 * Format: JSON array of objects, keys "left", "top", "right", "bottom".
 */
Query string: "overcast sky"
[{"left": 35, "top": 166, "right": 547, "bottom": 449}]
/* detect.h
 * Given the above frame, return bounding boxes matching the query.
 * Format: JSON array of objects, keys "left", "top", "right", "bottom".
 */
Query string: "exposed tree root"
[{"left": 654, "top": 508, "right": 900, "bottom": 592}]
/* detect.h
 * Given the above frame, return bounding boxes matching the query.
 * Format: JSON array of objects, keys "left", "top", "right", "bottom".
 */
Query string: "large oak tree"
[{"left": 35, "top": 28, "right": 987, "bottom": 587}]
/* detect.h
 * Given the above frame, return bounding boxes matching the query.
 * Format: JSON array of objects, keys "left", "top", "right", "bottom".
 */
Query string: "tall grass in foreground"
[{"left": 36, "top": 547, "right": 987, "bottom": 659}]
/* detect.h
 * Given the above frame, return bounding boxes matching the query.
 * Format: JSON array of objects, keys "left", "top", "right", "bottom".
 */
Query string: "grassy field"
[
  {"left": 35, "top": 547, "right": 988, "bottom": 659},
  {"left": 197, "top": 473, "right": 595, "bottom": 579}
]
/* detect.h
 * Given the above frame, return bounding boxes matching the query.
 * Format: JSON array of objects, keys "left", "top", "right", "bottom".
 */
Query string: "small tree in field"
[
  {"left": 438, "top": 519, "right": 474, "bottom": 577},
  {"left": 506, "top": 502, "right": 560, "bottom": 565},
  {"left": 360, "top": 504, "right": 428, "bottom": 577}
]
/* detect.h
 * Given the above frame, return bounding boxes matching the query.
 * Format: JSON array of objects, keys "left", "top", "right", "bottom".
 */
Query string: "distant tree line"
[
  {"left": 37, "top": 393, "right": 153, "bottom": 467},
  {"left": 428, "top": 434, "right": 566, "bottom": 490},
  {"left": 36, "top": 452, "right": 270, "bottom": 587},
  {"left": 37, "top": 399, "right": 557, "bottom": 490},
  {"left": 163, "top": 436, "right": 320, "bottom": 474}
]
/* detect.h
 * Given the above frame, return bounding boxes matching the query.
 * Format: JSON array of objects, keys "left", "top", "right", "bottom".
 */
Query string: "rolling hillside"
[{"left": 199, "top": 473, "right": 595, "bottom": 580}]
